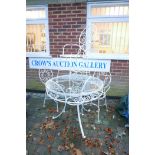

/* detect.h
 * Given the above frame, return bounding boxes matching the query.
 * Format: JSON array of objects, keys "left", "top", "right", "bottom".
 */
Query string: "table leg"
[
  {"left": 97, "top": 99, "right": 101, "bottom": 123},
  {"left": 77, "top": 104, "right": 86, "bottom": 138}
]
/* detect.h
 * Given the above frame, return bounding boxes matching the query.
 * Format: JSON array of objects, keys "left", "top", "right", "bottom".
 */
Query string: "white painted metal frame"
[
  {"left": 39, "top": 28, "right": 111, "bottom": 138},
  {"left": 86, "top": 1, "right": 129, "bottom": 60},
  {"left": 26, "top": 5, "right": 50, "bottom": 57}
]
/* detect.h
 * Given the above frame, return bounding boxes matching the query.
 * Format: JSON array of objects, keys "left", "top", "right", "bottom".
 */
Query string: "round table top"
[{"left": 45, "top": 74, "right": 104, "bottom": 105}]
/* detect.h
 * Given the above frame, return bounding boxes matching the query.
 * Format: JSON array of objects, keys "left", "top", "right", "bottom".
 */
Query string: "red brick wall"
[
  {"left": 48, "top": 3, "right": 86, "bottom": 57},
  {"left": 110, "top": 60, "right": 129, "bottom": 96},
  {"left": 26, "top": 2, "right": 129, "bottom": 96}
]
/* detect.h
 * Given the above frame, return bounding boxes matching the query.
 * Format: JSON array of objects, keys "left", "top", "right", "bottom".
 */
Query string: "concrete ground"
[{"left": 26, "top": 92, "right": 129, "bottom": 155}]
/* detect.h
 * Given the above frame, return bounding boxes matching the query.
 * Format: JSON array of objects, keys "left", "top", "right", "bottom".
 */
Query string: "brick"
[
  {"left": 63, "top": 25, "right": 72, "bottom": 28},
  {"left": 53, "top": 18, "right": 62, "bottom": 22},
  {"left": 57, "top": 7, "right": 67, "bottom": 11},
  {"left": 65, "top": 22, "right": 76, "bottom": 25},
  {"left": 62, "top": 18, "right": 72, "bottom": 21},
  {"left": 72, "top": 3, "right": 82, "bottom": 6},
  {"left": 72, "top": 18, "right": 82, "bottom": 21},
  {"left": 66, "top": 7, "right": 77, "bottom": 10},
  {"left": 58, "top": 15, "right": 67, "bottom": 18},
  {"left": 72, "top": 25, "right": 82, "bottom": 28},
  {"left": 58, "top": 35, "right": 66, "bottom": 39},
  {"left": 71, "top": 32, "right": 80, "bottom": 35},
  {"left": 76, "top": 21, "right": 86, "bottom": 25},
  {"left": 63, "top": 39, "right": 72, "bottom": 42},
  {"left": 53, "top": 25, "right": 62, "bottom": 28},
  {"left": 52, "top": 10, "right": 62, "bottom": 14},
  {"left": 63, "top": 10, "right": 72, "bottom": 14},
  {"left": 58, "top": 29, "right": 67, "bottom": 32},
  {"left": 76, "top": 14, "right": 86, "bottom": 17},
  {"left": 72, "top": 10, "right": 82, "bottom": 14},
  {"left": 77, "top": 6, "right": 86, "bottom": 9}
]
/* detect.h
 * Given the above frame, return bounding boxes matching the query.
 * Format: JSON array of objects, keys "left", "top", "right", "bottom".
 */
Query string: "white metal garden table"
[{"left": 45, "top": 73, "right": 104, "bottom": 138}]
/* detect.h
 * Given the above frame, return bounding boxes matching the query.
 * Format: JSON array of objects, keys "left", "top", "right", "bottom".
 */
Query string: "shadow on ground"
[{"left": 26, "top": 93, "right": 129, "bottom": 155}]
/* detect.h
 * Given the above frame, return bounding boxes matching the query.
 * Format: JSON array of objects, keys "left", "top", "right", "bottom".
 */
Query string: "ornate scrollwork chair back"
[{"left": 38, "top": 69, "right": 54, "bottom": 107}]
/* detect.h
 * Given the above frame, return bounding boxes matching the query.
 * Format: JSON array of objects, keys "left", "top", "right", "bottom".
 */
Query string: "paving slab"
[{"left": 26, "top": 92, "right": 129, "bottom": 155}]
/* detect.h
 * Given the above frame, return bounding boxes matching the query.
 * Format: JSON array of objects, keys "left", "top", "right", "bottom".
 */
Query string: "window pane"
[
  {"left": 91, "top": 6, "right": 129, "bottom": 16},
  {"left": 26, "top": 24, "right": 46, "bottom": 52},
  {"left": 90, "top": 22, "right": 128, "bottom": 54},
  {"left": 26, "top": 8, "right": 46, "bottom": 19}
]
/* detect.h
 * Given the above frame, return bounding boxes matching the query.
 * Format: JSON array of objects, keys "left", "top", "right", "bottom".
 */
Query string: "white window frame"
[
  {"left": 26, "top": 5, "right": 50, "bottom": 57},
  {"left": 86, "top": 1, "right": 129, "bottom": 60}
]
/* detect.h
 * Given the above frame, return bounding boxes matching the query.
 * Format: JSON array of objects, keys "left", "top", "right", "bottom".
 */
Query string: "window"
[
  {"left": 86, "top": 2, "right": 129, "bottom": 60},
  {"left": 26, "top": 6, "right": 50, "bottom": 57}
]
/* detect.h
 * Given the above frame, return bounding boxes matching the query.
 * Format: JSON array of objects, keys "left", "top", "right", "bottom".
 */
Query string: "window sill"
[
  {"left": 85, "top": 53, "right": 129, "bottom": 60},
  {"left": 26, "top": 52, "right": 51, "bottom": 58}
]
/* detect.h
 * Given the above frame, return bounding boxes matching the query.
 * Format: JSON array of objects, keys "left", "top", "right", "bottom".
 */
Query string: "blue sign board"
[{"left": 29, "top": 58, "right": 111, "bottom": 72}]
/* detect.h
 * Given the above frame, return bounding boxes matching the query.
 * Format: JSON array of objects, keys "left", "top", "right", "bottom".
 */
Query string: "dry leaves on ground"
[{"left": 104, "top": 128, "right": 113, "bottom": 135}]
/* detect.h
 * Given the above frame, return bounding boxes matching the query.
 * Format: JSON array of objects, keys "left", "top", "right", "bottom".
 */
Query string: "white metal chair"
[
  {"left": 45, "top": 79, "right": 67, "bottom": 119},
  {"left": 38, "top": 69, "right": 59, "bottom": 110},
  {"left": 60, "top": 27, "right": 111, "bottom": 123}
]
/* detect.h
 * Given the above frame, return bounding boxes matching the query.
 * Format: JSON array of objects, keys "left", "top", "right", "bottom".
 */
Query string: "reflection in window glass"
[
  {"left": 91, "top": 6, "right": 129, "bottom": 16},
  {"left": 26, "top": 24, "right": 46, "bottom": 52},
  {"left": 91, "top": 22, "right": 128, "bottom": 54}
]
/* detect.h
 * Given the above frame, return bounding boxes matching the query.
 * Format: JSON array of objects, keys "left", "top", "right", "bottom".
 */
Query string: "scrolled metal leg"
[
  {"left": 77, "top": 103, "right": 86, "bottom": 138},
  {"left": 52, "top": 102, "right": 67, "bottom": 119}
]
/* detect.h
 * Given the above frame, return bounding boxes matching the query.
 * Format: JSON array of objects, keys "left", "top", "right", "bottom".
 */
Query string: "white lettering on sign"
[{"left": 29, "top": 58, "right": 111, "bottom": 72}]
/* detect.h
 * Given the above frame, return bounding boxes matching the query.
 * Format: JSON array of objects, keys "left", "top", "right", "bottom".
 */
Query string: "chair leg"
[
  {"left": 55, "top": 101, "right": 59, "bottom": 112},
  {"left": 43, "top": 92, "right": 47, "bottom": 108},
  {"left": 77, "top": 104, "right": 86, "bottom": 138}
]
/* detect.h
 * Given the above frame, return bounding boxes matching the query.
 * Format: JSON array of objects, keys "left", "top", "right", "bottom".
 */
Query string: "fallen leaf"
[
  {"left": 99, "top": 151, "right": 107, "bottom": 155},
  {"left": 64, "top": 145, "right": 70, "bottom": 151},
  {"left": 48, "top": 135, "right": 54, "bottom": 141},
  {"left": 104, "top": 128, "right": 113, "bottom": 135},
  {"left": 109, "top": 147, "right": 115, "bottom": 154},
  {"left": 48, "top": 108, "right": 57, "bottom": 113},
  {"left": 39, "top": 137, "right": 45, "bottom": 144},
  {"left": 70, "top": 143, "right": 75, "bottom": 149},
  {"left": 58, "top": 145, "right": 65, "bottom": 152},
  {"left": 45, "top": 121, "right": 54, "bottom": 129},
  {"left": 70, "top": 148, "right": 83, "bottom": 155},
  {"left": 47, "top": 145, "right": 52, "bottom": 154}
]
